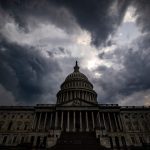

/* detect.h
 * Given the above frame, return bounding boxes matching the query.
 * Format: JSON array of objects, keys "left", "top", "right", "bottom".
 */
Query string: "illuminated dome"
[{"left": 56, "top": 61, "right": 97, "bottom": 104}]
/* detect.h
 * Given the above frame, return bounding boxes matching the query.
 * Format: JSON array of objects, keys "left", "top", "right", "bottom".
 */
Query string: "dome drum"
[{"left": 57, "top": 89, "right": 97, "bottom": 104}]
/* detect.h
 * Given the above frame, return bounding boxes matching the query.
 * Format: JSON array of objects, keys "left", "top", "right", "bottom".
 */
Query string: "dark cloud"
[
  {"left": 0, "top": 84, "right": 16, "bottom": 105},
  {"left": 92, "top": 0, "right": 150, "bottom": 105},
  {"left": 0, "top": 0, "right": 131, "bottom": 47},
  {"left": 0, "top": 0, "right": 79, "bottom": 34},
  {"left": 0, "top": 38, "right": 62, "bottom": 105},
  {"left": 94, "top": 33, "right": 150, "bottom": 105},
  {"left": 132, "top": 0, "right": 150, "bottom": 33},
  {"left": 0, "top": 0, "right": 150, "bottom": 106},
  {"left": 50, "top": 0, "right": 131, "bottom": 46}
]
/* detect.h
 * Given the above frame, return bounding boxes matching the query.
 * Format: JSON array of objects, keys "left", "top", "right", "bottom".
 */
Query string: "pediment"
[{"left": 58, "top": 98, "right": 97, "bottom": 107}]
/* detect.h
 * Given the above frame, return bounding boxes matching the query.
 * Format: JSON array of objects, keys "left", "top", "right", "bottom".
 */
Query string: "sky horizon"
[{"left": 0, "top": 0, "right": 150, "bottom": 106}]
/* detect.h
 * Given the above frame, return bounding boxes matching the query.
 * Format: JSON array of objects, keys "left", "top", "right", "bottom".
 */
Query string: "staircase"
[{"left": 50, "top": 132, "right": 108, "bottom": 150}]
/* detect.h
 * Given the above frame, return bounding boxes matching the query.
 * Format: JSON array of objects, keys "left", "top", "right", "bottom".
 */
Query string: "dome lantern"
[{"left": 74, "top": 61, "right": 79, "bottom": 72}]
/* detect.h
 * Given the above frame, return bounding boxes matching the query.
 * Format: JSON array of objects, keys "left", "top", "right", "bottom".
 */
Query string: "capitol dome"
[{"left": 56, "top": 61, "right": 97, "bottom": 104}]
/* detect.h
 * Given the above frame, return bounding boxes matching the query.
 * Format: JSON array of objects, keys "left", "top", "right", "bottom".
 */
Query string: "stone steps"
[{"left": 50, "top": 132, "right": 108, "bottom": 150}]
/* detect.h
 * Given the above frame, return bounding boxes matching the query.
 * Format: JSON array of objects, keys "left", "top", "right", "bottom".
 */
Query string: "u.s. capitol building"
[{"left": 0, "top": 62, "right": 150, "bottom": 149}]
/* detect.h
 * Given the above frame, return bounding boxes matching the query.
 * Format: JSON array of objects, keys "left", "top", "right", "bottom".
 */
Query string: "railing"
[{"left": 121, "top": 106, "right": 150, "bottom": 109}]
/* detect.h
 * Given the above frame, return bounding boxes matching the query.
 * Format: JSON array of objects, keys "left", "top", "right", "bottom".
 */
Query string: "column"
[
  {"left": 38, "top": 112, "right": 42, "bottom": 130},
  {"left": 80, "top": 112, "right": 82, "bottom": 131},
  {"left": 82, "top": 91, "right": 84, "bottom": 99},
  {"left": 108, "top": 112, "right": 113, "bottom": 132},
  {"left": 85, "top": 91, "right": 87, "bottom": 100},
  {"left": 61, "top": 94, "right": 63, "bottom": 102},
  {"left": 77, "top": 91, "right": 80, "bottom": 98},
  {"left": 62, "top": 94, "right": 64, "bottom": 102},
  {"left": 55, "top": 112, "right": 58, "bottom": 129},
  {"left": 32, "top": 113, "right": 36, "bottom": 129},
  {"left": 118, "top": 115, "right": 123, "bottom": 131},
  {"left": 92, "top": 112, "right": 95, "bottom": 130},
  {"left": 114, "top": 113, "right": 119, "bottom": 131},
  {"left": 50, "top": 112, "right": 53, "bottom": 129},
  {"left": 61, "top": 111, "right": 64, "bottom": 130},
  {"left": 44, "top": 112, "right": 47, "bottom": 130},
  {"left": 73, "top": 111, "right": 76, "bottom": 131},
  {"left": 67, "top": 111, "right": 70, "bottom": 132},
  {"left": 116, "top": 114, "right": 122, "bottom": 131},
  {"left": 89, "top": 94, "right": 91, "bottom": 101},
  {"left": 70, "top": 92, "right": 72, "bottom": 100},
  {"left": 86, "top": 112, "right": 89, "bottom": 131},
  {"left": 74, "top": 91, "right": 76, "bottom": 98},
  {"left": 66, "top": 92, "right": 68, "bottom": 101},
  {"left": 102, "top": 113, "right": 106, "bottom": 130},
  {"left": 98, "top": 112, "right": 101, "bottom": 129}
]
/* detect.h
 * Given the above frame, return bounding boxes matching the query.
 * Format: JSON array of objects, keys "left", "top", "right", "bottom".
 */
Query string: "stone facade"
[{"left": 0, "top": 62, "right": 150, "bottom": 149}]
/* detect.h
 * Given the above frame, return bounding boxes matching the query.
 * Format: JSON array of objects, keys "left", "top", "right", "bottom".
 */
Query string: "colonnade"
[
  {"left": 32, "top": 111, "right": 123, "bottom": 132},
  {"left": 57, "top": 90, "right": 97, "bottom": 104}
]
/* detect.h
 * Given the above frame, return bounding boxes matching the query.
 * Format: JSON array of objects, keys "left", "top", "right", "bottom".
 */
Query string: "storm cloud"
[
  {"left": 0, "top": 0, "right": 150, "bottom": 106},
  {"left": 0, "top": 38, "right": 62, "bottom": 105},
  {"left": 0, "top": 0, "right": 131, "bottom": 47},
  {"left": 93, "top": 0, "right": 150, "bottom": 105}
]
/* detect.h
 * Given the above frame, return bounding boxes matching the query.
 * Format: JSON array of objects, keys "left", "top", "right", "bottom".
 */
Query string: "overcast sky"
[{"left": 0, "top": 0, "right": 150, "bottom": 106}]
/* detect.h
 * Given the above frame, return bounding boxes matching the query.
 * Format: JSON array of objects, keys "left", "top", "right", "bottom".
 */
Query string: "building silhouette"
[{"left": 0, "top": 61, "right": 150, "bottom": 149}]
